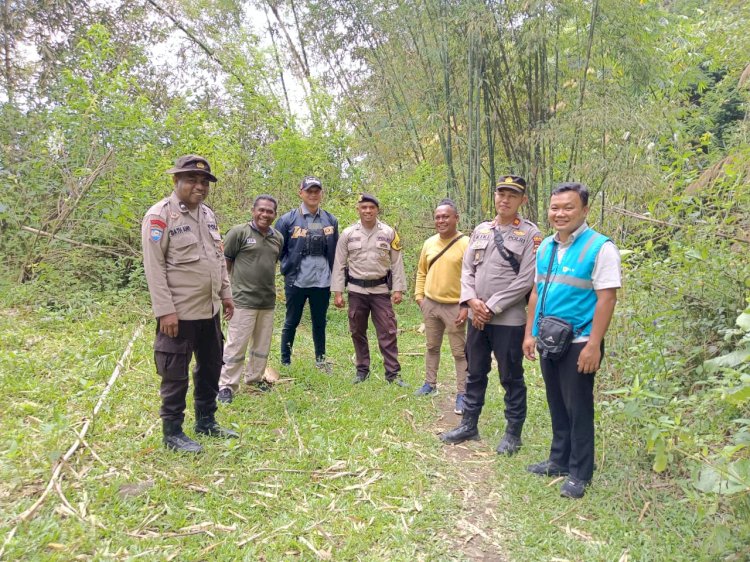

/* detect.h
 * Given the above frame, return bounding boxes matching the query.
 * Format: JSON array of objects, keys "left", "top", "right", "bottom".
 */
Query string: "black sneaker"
[
  {"left": 560, "top": 476, "right": 590, "bottom": 499},
  {"left": 217, "top": 388, "right": 233, "bottom": 404},
  {"left": 163, "top": 432, "right": 203, "bottom": 453},
  {"left": 163, "top": 420, "right": 203, "bottom": 453},
  {"left": 315, "top": 357, "right": 332, "bottom": 374},
  {"left": 248, "top": 381, "right": 272, "bottom": 393},
  {"left": 388, "top": 377, "right": 408, "bottom": 387},
  {"left": 195, "top": 417, "right": 239, "bottom": 439},
  {"left": 495, "top": 432, "right": 522, "bottom": 456},
  {"left": 353, "top": 372, "right": 369, "bottom": 384},
  {"left": 526, "top": 460, "right": 569, "bottom": 477}
]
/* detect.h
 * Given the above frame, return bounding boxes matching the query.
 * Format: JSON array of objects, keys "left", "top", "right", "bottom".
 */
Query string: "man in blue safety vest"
[{"left": 523, "top": 182, "right": 621, "bottom": 499}]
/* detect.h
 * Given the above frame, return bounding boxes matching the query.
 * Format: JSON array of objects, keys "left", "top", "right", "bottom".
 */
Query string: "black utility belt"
[{"left": 348, "top": 275, "right": 388, "bottom": 288}]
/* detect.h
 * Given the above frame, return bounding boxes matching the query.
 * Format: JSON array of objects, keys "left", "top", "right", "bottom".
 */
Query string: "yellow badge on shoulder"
[
  {"left": 391, "top": 231, "right": 402, "bottom": 251},
  {"left": 533, "top": 235, "right": 542, "bottom": 253}
]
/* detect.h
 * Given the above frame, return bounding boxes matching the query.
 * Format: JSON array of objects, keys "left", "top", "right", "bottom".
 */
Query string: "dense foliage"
[{"left": 1, "top": 0, "right": 749, "bottom": 557}]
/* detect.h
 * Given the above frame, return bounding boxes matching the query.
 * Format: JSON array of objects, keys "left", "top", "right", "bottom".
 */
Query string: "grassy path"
[{"left": 0, "top": 298, "right": 713, "bottom": 560}]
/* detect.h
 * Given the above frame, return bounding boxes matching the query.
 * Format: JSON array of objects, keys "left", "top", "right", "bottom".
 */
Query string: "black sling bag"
[
  {"left": 492, "top": 228, "right": 521, "bottom": 274},
  {"left": 492, "top": 226, "right": 530, "bottom": 302}
]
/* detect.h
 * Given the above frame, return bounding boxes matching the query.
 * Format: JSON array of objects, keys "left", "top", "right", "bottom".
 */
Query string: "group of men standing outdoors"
[{"left": 142, "top": 155, "right": 621, "bottom": 499}]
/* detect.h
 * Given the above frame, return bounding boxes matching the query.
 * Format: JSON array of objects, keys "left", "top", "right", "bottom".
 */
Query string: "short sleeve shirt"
[{"left": 224, "top": 222, "right": 283, "bottom": 309}]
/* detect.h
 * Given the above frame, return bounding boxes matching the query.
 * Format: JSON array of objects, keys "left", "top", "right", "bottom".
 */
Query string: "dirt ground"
[{"left": 433, "top": 394, "right": 510, "bottom": 562}]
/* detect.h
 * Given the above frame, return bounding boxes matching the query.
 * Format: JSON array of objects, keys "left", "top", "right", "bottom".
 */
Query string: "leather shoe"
[
  {"left": 388, "top": 377, "right": 407, "bottom": 387},
  {"left": 526, "top": 460, "right": 569, "bottom": 477},
  {"left": 495, "top": 432, "right": 522, "bottom": 456},
  {"left": 439, "top": 417, "right": 479, "bottom": 444},
  {"left": 353, "top": 372, "right": 369, "bottom": 384},
  {"left": 560, "top": 476, "right": 590, "bottom": 499}
]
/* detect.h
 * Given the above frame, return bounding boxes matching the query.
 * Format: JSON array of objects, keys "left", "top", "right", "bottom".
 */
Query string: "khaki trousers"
[
  {"left": 421, "top": 297, "right": 467, "bottom": 393},
  {"left": 219, "top": 307, "right": 274, "bottom": 393}
]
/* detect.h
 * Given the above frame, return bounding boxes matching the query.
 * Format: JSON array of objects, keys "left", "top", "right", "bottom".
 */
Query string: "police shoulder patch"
[
  {"left": 391, "top": 231, "right": 402, "bottom": 251},
  {"left": 149, "top": 226, "right": 163, "bottom": 243},
  {"left": 533, "top": 235, "right": 543, "bottom": 253}
]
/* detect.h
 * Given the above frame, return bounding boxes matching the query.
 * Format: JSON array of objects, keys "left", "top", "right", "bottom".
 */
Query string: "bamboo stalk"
[
  {"left": 606, "top": 206, "right": 750, "bottom": 244},
  {"left": 18, "top": 226, "right": 133, "bottom": 258}
]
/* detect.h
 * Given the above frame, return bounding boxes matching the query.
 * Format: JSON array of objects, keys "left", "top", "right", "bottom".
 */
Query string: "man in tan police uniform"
[
  {"left": 332, "top": 193, "right": 408, "bottom": 385},
  {"left": 440, "top": 175, "right": 541, "bottom": 455},
  {"left": 142, "top": 155, "right": 238, "bottom": 453}
]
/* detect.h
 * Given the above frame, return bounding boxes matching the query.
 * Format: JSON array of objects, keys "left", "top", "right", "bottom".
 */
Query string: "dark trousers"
[
  {"left": 153, "top": 314, "right": 223, "bottom": 424},
  {"left": 464, "top": 323, "right": 526, "bottom": 436},
  {"left": 540, "top": 341, "right": 600, "bottom": 481},
  {"left": 348, "top": 292, "right": 400, "bottom": 379},
  {"left": 280, "top": 285, "right": 330, "bottom": 363}
]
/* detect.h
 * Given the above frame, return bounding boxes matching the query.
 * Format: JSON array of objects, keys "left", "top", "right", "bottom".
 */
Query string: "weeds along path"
[{"left": 432, "top": 396, "right": 510, "bottom": 561}]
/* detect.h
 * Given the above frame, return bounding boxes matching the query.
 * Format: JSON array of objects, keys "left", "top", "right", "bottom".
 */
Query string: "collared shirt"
[
  {"left": 331, "top": 219, "right": 407, "bottom": 295},
  {"left": 460, "top": 214, "right": 541, "bottom": 326},
  {"left": 294, "top": 203, "right": 332, "bottom": 288},
  {"left": 543, "top": 222, "right": 622, "bottom": 291},
  {"left": 141, "top": 192, "right": 231, "bottom": 320},
  {"left": 223, "top": 221, "right": 283, "bottom": 309}
]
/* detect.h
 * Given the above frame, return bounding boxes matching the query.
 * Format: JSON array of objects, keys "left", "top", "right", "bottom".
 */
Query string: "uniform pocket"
[
  {"left": 154, "top": 332, "right": 190, "bottom": 380},
  {"left": 168, "top": 232, "right": 200, "bottom": 264},
  {"left": 154, "top": 332, "right": 190, "bottom": 353},
  {"left": 470, "top": 239, "right": 489, "bottom": 265},
  {"left": 154, "top": 351, "right": 188, "bottom": 380}
]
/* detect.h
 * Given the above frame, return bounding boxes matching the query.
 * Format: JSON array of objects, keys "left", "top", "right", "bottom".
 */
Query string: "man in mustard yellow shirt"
[{"left": 414, "top": 199, "right": 470, "bottom": 413}]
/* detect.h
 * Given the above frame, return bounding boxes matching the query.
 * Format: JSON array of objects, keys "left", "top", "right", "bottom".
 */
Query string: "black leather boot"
[
  {"left": 195, "top": 413, "right": 239, "bottom": 439},
  {"left": 439, "top": 414, "right": 480, "bottom": 444},
  {"left": 162, "top": 420, "right": 203, "bottom": 453}
]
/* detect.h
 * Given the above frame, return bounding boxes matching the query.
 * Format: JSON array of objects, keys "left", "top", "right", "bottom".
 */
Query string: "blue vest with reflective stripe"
[{"left": 532, "top": 228, "right": 609, "bottom": 337}]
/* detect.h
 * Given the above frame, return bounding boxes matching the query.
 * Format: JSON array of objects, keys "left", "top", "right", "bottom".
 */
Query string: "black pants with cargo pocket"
[
  {"left": 154, "top": 314, "right": 223, "bottom": 424},
  {"left": 463, "top": 323, "right": 527, "bottom": 436}
]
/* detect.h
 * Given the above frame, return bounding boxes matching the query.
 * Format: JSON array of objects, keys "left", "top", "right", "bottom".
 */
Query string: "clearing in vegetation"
[{"left": 0, "top": 297, "right": 726, "bottom": 561}]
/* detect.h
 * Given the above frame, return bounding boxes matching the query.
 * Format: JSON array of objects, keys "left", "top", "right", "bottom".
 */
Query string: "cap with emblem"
[
  {"left": 300, "top": 176, "right": 322, "bottom": 191},
  {"left": 166, "top": 155, "right": 218, "bottom": 182},
  {"left": 357, "top": 193, "right": 380, "bottom": 207},
  {"left": 495, "top": 175, "right": 526, "bottom": 194}
]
